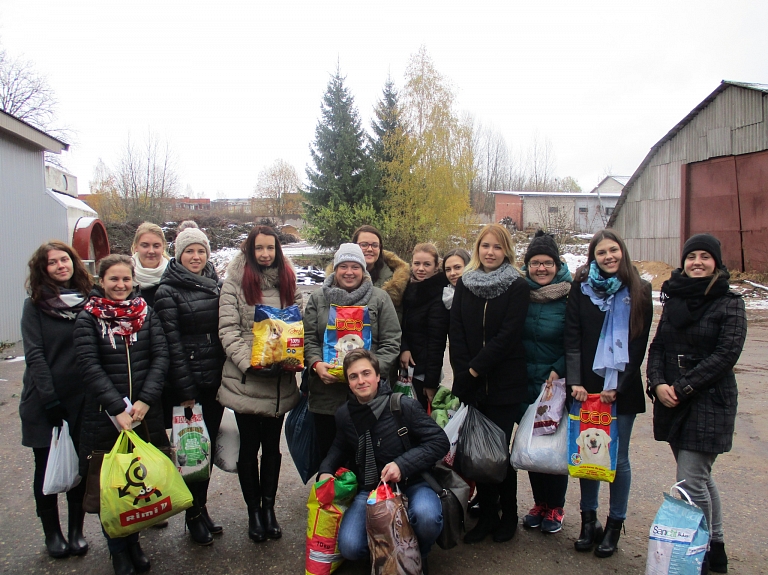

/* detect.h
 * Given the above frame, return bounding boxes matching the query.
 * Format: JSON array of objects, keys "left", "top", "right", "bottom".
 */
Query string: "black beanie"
[
  {"left": 524, "top": 230, "right": 561, "bottom": 269},
  {"left": 681, "top": 233, "right": 725, "bottom": 270}
]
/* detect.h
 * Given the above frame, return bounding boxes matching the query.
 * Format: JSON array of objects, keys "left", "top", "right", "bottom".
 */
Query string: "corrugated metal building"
[
  {"left": 609, "top": 81, "right": 768, "bottom": 271},
  {"left": 0, "top": 111, "right": 69, "bottom": 342}
]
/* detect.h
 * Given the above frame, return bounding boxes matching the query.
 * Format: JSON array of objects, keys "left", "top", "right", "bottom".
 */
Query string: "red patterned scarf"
[{"left": 84, "top": 295, "right": 147, "bottom": 348}]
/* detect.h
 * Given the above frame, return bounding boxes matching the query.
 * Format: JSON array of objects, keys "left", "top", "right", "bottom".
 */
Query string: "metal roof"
[
  {"left": 491, "top": 190, "right": 621, "bottom": 198},
  {"left": 0, "top": 109, "right": 68, "bottom": 153}
]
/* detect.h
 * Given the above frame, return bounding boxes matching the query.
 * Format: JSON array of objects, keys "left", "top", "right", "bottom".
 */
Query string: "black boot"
[
  {"left": 492, "top": 497, "right": 518, "bottom": 543},
  {"left": 39, "top": 507, "right": 69, "bottom": 558},
  {"left": 594, "top": 516, "right": 623, "bottom": 558},
  {"left": 111, "top": 549, "right": 136, "bottom": 575},
  {"left": 261, "top": 453, "right": 283, "bottom": 539},
  {"left": 574, "top": 510, "right": 603, "bottom": 552},
  {"left": 198, "top": 479, "right": 222, "bottom": 534},
  {"left": 185, "top": 483, "right": 213, "bottom": 546},
  {"left": 237, "top": 461, "right": 266, "bottom": 542},
  {"left": 67, "top": 499, "right": 89, "bottom": 556},
  {"left": 708, "top": 541, "right": 728, "bottom": 573},
  {"left": 127, "top": 540, "right": 150, "bottom": 573}
]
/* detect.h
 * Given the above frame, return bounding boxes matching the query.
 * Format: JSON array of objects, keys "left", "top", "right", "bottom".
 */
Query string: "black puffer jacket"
[
  {"left": 73, "top": 289, "right": 169, "bottom": 475},
  {"left": 564, "top": 280, "right": 653, "bottom": 415},
  {"left": 318, "top": 381, "right": 450, "bottom": 491},
  {"left": 400, "top": 273, "right": 450, "bottom": 389},
  {"left": 154, "top": 259, "right": 224, "bottom": 403},
  {"left": 647, "top": 292, "right": 746, "bottom": 453}
]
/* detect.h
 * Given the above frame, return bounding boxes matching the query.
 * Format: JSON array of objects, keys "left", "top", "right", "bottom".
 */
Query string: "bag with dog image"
[
  {"left": 645, "top": 481, "right": 709, "bottom": 575},
  {"left": 567, "top": 394, "right": 618, "bottom": 482},
  {"left": 251, "top": 304, "right": 305, "bottom": 371},
  {"left": 322, "top": 304, "right": 372, "bottom": 382}
]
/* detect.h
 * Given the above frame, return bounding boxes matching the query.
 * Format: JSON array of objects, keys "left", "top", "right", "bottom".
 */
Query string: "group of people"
[{"left": 19, "top": 219, "right": 744, "bottom": 575}]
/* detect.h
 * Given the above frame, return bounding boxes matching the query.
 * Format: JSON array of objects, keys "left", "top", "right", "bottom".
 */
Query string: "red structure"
[
  {"left": 72, "top": 217, "right": 110, "bottom": 263},
  {"left": 494, "top": 194, "right": 523, "bottom": 228}
]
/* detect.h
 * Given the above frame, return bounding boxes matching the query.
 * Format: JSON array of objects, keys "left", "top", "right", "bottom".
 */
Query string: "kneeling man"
[{"left": 318, "top": 348, "right": 449, "bottom": 570}]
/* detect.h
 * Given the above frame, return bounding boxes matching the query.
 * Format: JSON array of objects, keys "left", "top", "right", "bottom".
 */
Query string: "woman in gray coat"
[{"left": 20, "top": 241, "right": 93, "bottom": 559}]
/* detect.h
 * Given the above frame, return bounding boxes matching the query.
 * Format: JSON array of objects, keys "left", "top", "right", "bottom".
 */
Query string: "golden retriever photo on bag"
[{"left": 576, "top": 427, "right": 612, "bottom": 468}]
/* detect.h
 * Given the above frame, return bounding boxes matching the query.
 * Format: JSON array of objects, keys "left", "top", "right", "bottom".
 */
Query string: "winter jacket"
[
  {"left": 647, "top": 292, "right": 746, "bottom": 453},
  {"left": 217, "top": 253, "right": 303, "bottom": 418},
  {"left": 73, "top": 289, "right": 170, "bottom": 476},
  {"left": 373, "top": 250, "right": 411, "bottom": 319},
  {"left": 521, "top": 266, "right": 572, "bottom": 406},
  {"left": 564, "top": 279, "right": 653, "bottom": 415},
  {"left": 449, "top": 271, "right": 530, "bottom": 406},
  {"left": 154, "top": 259, "right": 225, "bottom": 403},
  {"left": 20, "top": 298, "right": 87, "bottom": 448},
  {"left": 138, "top": 284, "right": 161, "bottom": 309},
  {"left": 304, "top": 285, "right": 402, "bottom": 416},
  {"left": 318, "top": 381, "right": 450, "bottom": 491},
  {"left": 400, "top": 273, "right": 450, "bottom": 389}
]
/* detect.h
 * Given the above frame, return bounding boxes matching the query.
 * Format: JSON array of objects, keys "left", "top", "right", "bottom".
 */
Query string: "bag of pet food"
[
  {"left": 532, "top": 378, "right": 566, "bottom": 436},
  {"left": 567, "top": 394, "right": 618, "bottom": 482},
  {"left": 251, "top": 304, "right": 304, "bottom": 371},
  {"left": 322, "top": 305, "right": 371, "bottom": 382},
  {"left": 171, "top": 405, "right": 211, "bottom": 483}
]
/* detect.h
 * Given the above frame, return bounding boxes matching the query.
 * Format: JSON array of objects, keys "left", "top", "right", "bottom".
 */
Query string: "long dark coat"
[{"left": 647, "top": 292, "right": 747, "bottom": 453}]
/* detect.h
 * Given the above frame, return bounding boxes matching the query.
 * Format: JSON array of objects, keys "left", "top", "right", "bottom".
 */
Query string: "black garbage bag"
[{"left": 454, "top": 406, "right": 508, "bottom": 484}]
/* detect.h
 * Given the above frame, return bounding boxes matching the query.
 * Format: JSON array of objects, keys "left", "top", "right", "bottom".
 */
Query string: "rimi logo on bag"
[
  {"left": 116, "top": 456, "right": 172, "bottom": 526},
  {"left": 120, "top": 496, "right": 172, "bottom": 527}
]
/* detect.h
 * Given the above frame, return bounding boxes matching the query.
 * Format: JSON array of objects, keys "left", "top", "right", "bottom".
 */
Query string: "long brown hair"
[
  {"left": 575, "top": 229, "right": 649, "bottom": 340},
  {"left": 352, "top": 225, "right": 385, "bottom": 282},
  {"left": 241, "top": 225, "right": 296, "bottom": 307},
  {"left": 26, "top": 241, "right": 93, "bottom": 303}
]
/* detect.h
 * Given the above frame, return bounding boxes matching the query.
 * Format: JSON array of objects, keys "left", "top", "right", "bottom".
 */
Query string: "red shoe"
[
  {"left": 522, "top": 504, "right": 547, "bottom": 529},
  {"left": 541, "top": 506, "right": 564, "bottom": 534}
]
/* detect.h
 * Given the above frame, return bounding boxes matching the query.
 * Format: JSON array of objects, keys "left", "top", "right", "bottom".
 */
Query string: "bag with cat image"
[{"left": 251, "top": 304, "right": 304, "bottom": 371}]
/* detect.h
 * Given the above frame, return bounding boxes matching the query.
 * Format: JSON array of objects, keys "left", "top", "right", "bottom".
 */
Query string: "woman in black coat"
[
  {"left": 154, "top": 228, "right": 225, "bottom": 546},
  {"left": 647, "top": 234, "right": 746, "bottom": 574},
  {"left": 564, "top": 229, "right": 652, "bottom": 558},
  {"left": 74, "top": 254, "right": 169, "bottom": 575},
  {"left": 449, "top": 223, "right": 530, "bottom": 544},
  {"left": 399, "top": 243, "right": 450, "bottom": 410},
  {"left": 20, "top": 241, "right": 93, "bottom": 558}
]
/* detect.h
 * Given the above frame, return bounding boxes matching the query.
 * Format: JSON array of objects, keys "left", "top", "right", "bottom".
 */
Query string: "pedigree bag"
[
  {"left": 567, "top": 394, "right": 618, "bottom": 482},
  {"left": 251, "top": 304, "right": 304, "bottom": 371},
  {"left": 322, "top": 305, "right": 371, "bottom": 382}
]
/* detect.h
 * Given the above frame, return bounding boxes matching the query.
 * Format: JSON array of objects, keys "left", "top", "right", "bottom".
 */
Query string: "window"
[
  {"left": 548, "top": 206, "right": 559, "bottom": 214},
  {"left": 605, "top": 207, "right": 615, "bottom": 216},
  {"left": 578, "top": 207, "right": 588, "bottom": 213}
]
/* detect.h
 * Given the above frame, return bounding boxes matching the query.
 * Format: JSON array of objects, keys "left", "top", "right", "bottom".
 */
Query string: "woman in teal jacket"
[{"left": 520, "top": 231, "right": 572, "bottom": 535}]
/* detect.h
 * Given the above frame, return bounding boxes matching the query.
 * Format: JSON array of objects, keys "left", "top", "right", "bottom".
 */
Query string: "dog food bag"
[
  {"left": 251, "top": 304, "right": 305, "bottom": 371},
  {"left": 322, "top": 305, "right": 372, "bottom": 382},
  {"left": 532, "top": 378, "right": 567, "bottom": 436},
  {"left": 567, "top": 394, "right": 618, "bottom": 482}
]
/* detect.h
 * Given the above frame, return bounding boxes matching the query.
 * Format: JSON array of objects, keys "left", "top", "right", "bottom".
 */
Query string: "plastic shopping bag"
[
  {"left": 366, "top": 482, "right": 422, "bottom": 575},
  {"left": 251, "top": 304, "right": 305, "bottom": 371},
  {"left": 392, "top": 367, "right": 416, "bottom": 399},
  {"left": 306, "top": 468, "right": 358, "bottom": 575},
  {"left": 510, "top": 383, "right": 568, "bottom": 475},
  {"left": 214, "top": 408, "right": 239, "bottom": 473},
  {"left": 454, "top": 406, "right": 509, "bottom": 484},
  {"left": 100, "top": 430, "right": 193, "bottom": 538},
  {"left": 442, "top": 403, "right": 468, "bottom": 467},
  {"left": 171, "top": 405, "right": 211, "bottom": 482},
  {"left": 322, "top": 305, "right": 372, "bottom": 382},
  {"left": 533, "top": 378, "right": 566, "bottom": 436},
  {"left": 286, "top": 390, "right": 321, "bottom": 484},
  {"left": 42, "top": 421, "right": 81, "bottom": 495},
  {"left": 645, "top": 481, "right": 709, "bottom": 575},
  {"left": 430, "top": 386, "right": 461, "bottom": 428},
  {"left": 567, "top": 394, "right": 618, "bottom": 482}
]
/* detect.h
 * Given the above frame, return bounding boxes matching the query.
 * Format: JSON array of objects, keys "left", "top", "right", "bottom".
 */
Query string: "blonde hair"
[
  {"left": 412, "top": 242, "right": 440, "bottom": 268},
  {"left": 466, "top": 224, "right": 516, "bottom": 272},
  {"left": 131, "top": 222, "right": 170, "bottom": 260}
]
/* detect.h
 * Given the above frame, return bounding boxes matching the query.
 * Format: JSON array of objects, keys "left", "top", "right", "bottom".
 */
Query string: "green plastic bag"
[{"left": 100, "top": 430, "right": 193, "bottom": 538}]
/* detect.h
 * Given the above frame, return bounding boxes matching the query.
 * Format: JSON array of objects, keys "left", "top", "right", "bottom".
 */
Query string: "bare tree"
[
  {"left": 524, "top": 133, "right": 557, "bottom": 192},
  {"left": 87, "top": 159, "right": 126, "bottom": 223},
  {"left": 254, "top": 159, "right": 301, "bottom": 223}
]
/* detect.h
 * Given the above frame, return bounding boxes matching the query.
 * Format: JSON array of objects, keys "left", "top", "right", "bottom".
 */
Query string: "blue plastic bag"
[
  {"left": 285, "top": 371, "right": 320, "bottom": 484},
  {"left": 645, "top": 481, "right": 709, "bottom": 575}
]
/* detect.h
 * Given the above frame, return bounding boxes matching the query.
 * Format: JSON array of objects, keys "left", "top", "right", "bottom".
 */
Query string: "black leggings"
[
  {"left": 313, "top": 413, "right": 338, "bottom": 464},
  {"left": 33, "top": 447, "right": 86, "bottom": 515},
  {"left": 234, "top": 412, "right": 284, "bottom": 462}
]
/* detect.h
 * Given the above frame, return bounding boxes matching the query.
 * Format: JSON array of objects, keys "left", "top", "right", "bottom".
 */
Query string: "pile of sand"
[{"left": 633, "top": 260, "right": 675, "bottom": 290}]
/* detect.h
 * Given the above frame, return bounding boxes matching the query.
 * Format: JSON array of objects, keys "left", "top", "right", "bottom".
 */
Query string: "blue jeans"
[
  {"left": 579, "top": 413, "right": 635, "bottom": 521},
  {"left": 338, "top": 482, "right": 443, "bottom": 561}
]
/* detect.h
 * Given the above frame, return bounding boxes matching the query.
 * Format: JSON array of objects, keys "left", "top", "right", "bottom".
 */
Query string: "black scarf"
[
  {"left": 348, "top": 391, "right": 390, "bottom": 488},
  {"left": 660, "top": 268, "right": 730, "bottom": 328},
  {"left": 36, "top": 287, "right": 87, "bottom": 320},
  {"left": 403, "top": 272, "right": 448, "bottom": 309}
]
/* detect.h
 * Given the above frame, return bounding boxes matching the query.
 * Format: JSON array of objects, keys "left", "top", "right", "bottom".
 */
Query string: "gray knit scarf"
[
  {"left": 322, "top": 272, "right": 374, "bottom": 306},
  {"left": 461, "top": 262, "right": 520, "bottom": 299},
  {"left": 529, "top": 281, "right": 571, "bottom": 303}
]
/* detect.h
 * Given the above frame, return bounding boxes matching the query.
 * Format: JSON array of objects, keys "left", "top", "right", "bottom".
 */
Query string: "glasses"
[
  {"left": 529, "top": 260, "right": 555, "bottom": 269},
  {"left": 357, "top": 242, "right": 380, "bottom": 250}
]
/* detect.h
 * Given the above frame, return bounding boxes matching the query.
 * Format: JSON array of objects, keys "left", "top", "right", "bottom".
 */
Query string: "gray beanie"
[
  {"left": 334, "top": 243, "right": 366, "bottom": 270},
  {"left": 175, "top": 228, "right": 211, "bottom": 258}
]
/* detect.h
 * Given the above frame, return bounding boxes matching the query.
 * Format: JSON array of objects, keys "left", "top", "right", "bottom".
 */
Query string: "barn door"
[{"left": 735, "top": 150, "right": 768, "bottom": 272}]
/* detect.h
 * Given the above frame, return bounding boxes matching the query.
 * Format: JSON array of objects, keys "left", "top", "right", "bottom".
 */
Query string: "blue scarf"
[{"left": 581, "top": 262, "right": 630, "bottom": 391}]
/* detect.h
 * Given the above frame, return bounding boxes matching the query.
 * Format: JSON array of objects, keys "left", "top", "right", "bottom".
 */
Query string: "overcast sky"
[{"left": 2, "top": 0, "right": 766, "bottom": 199}]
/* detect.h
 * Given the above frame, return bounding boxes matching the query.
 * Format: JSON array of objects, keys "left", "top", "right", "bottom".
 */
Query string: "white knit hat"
[
  {"left": 334, "top": 243, "right": 366, "bottom": 270},
  {"left": 175, "top": 228, "right": 211, "bottom": 258}
]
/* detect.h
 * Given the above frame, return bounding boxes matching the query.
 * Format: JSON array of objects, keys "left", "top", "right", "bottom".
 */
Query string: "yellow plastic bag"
[
  {"left": 100, "top": 430, "right": 193, "bottom": 538},
  {"left": 251, "top": 304, "right": 305, "bottom": 371}
]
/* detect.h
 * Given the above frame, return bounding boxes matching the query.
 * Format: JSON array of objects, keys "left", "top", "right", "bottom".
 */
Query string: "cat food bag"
[{"left": 251, "top": 304, "right": 304, "bottom": 371}]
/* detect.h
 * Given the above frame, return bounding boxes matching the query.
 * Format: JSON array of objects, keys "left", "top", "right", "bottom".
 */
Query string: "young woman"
[
  {"left": 399, "top": 243, "right": 450, "bottom": 410},
  {"left": 519, "top": 231, "right": 572, "bottom": 535},
  {"left": 131, "top": 222, "right": 170, "bottom": 308},
  {"left": 304, "top": 243, "right": 401, "bottom": 461},
  {"left": 74, "top": 255, "right": 169, "bottom": 575},
  {"left": 449, "top": 223, "right": 530, "bottom": 544},
  {"left": 564, "top": 229, "right": 652, "bottom": 558},
  {"left": 647, "top": 234, "right": 746, "bottom": 574},
  {"left": 352, "top": 225, "right": 410, "bottom": 318},
  {"left": 441, "top": 248, "right": 470, "bottom": 310},
  {"left": 154, "top": 228, "right": 225, "bottom": 546},
  {"left": 20, "top": 241, "right": 93, "bottom": 558},
  {"left": 217, "top": 225, "right": 302, "bottom": 543}
]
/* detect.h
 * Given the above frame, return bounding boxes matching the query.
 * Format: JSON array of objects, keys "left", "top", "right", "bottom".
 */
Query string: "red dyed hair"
[{"left": 240, "top": 225, "right": 296, "bottom": 307}]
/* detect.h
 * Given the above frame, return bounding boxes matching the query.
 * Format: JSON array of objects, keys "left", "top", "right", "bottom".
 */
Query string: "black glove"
[
  {"left": 45, "top": 401, "right": 68, "bottom": 427},
  {"left": 246, "top": 364, "right": 282, "bottom": 378}
]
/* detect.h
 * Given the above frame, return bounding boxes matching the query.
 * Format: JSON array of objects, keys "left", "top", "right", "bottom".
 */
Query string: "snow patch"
[{"left": 562, "top": 253, "right": 587, "bottom": 274}]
